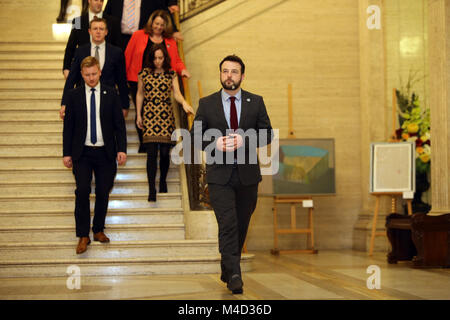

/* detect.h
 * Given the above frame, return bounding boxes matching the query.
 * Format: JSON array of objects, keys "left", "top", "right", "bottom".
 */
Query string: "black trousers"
[
  {"left": 208, "top": 167, "right": 258, "bottom": 280},
  {"left": 72, "top": 147, "right": 117, "bottom": 237}
]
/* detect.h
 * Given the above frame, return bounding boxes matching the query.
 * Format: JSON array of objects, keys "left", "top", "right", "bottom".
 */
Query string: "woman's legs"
[
  {"left": 158, "top": 144, "right": 172, "bottom": 193},
  {"left": 146, "top": 143, "right": 158, "bottom": 201}
]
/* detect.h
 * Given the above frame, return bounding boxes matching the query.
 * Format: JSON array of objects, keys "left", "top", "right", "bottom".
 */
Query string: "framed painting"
[
  {"left": 258, "top": 138, "right": 336, "bottom": 196},
  {"left": 370, "top": 141, "right": 415, "bottom": 193}
]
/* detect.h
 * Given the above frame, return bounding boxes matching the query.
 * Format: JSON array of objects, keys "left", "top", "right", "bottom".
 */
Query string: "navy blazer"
[
  {"left": 63, "top": 83, "right": 127, "bottom": 161},
  {"left": 190, "top": 90, "right": 273, "bottom": 186},
  {"left": 61, "top": 43, "right": 129, "bottom": 110},
  {"left": 63, "top": 13, "right": 122, "bottom": 71}
]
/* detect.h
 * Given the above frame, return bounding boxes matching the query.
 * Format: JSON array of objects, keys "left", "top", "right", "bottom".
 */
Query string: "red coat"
[{"left": 124, "top": 29, "right": 186, "bottom": 82}]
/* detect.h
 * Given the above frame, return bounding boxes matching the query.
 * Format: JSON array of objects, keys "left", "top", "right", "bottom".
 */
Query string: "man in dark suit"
[
  {"left": 63, "top": 0, "right": 122, "bottom": 79},
  {"left": 61, "top": 17, "right": 129, "bottom": 120},
  {"left": 63, "top": 56, "right": 127, "bottom": 254},
  {"left": 104, "top": 0, "right": 181, "bottom": 50},
  {"left": 190, "top": 55, "right": 273, "bottom": 294}
]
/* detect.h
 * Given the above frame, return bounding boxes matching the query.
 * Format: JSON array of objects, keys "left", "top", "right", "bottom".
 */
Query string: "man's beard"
[{"left": 221, "top": 78, "right": 242, "bottom": 91}]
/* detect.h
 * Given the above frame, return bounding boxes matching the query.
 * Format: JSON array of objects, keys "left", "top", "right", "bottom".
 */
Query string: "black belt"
[{"left": 85, "top": 145, "right": 105, "bottom": 150}]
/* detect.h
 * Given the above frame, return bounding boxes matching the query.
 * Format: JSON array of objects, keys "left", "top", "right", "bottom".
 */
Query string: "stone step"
[
  {"left": 0, "top": 111, "right": 138, "bottom": 124},
  {"left": 0, "top": 223, "right": 186, "bottom": 242},
  {"left": 0, "top": 209, "right": 184, "bottom": 226},
  {"left": 0, "top": 254, "right": 254, "bottom": 277},
  {"left": 0, "top": 100, "right": 61, "bottom": 110},
  {"left": 0, "top": 240, "right": 218, "bottom": 261},
  {"left": 0, "top": 143, "right": 149, "bottom": 157},
  {"left": 0, "top": 181, "right": 181, "bottom": 196},
  {"left": 0, "top": 89, "right": 65, "bottom": 100},
  {"left": 0, "top": 53, "right": 63, "bottom": 62},
  {"left": 0, "top": 196, "right": 182, "bottom": 212},
  {"left": 0, "top": 156, "right": 159, "bottom": 170},
  {"left": 0, "top": 61, "right": 62, "bottom": 70},
  {"left": 0, "top": 169, "right": 175, "bottom": 184},
  {"left": 0, "top": 206, "right": 183, "bottom": 216},
  {"left": 0, "top": 132, "right": 140, "bottom": 145},
  {"left": 0, "top": 120, "right": 139, "bottom": 133},
  {"left": 0, "top": 42, "right": 66, "bottom": 52},
  {"left": 0, "top": 79, "right": 64, "bottom": 89},
  {"left": 0, "top": 70, "right": 64, "bottom": 80}
]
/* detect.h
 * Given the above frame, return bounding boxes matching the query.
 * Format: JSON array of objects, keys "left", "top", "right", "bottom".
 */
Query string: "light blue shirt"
[{"left": 221, "top": 89, "right": 242, "bottom": 130}]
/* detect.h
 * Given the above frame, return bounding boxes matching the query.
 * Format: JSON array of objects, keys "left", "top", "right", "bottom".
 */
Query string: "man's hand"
[
  {"left": 63, "top": 69, "right": 70, "bottom": 79},
  {"left": 63, "top": 156, "right": 73, "bottom": 168},
  {"left": 216, "top": 134, "right": 243, "bottom": 152},
  {"left": 228, "top": 133, "right": 243, "bottom": 150},
  {"left": 60, "top": 105, "right": 66, "bottom": 120},
  {"left": 122, "top": 109, "right": 129, "bottom": 119},
  {"left": 117, "top": 152, "right": 127, "bottom": 165},
  {"left": 168, "top": 5, "right": 179, "bottom": 13}
]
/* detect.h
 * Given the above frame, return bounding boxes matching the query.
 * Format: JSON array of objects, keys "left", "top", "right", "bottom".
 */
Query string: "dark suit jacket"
[
  {"left": 63, "top": 13, "right": 122, "bottom": 71},
  {"left": 190, "top": 90, "right": 273, "bottom": 186},
  {"left": 61, "top": 43, "right": 129, "bottom": 109},
  {"left": 63, "top": 83, "right": 127, "bottom": 161},
  {"left": 104, "top": 0, "right": 178, "bottom": 31}
]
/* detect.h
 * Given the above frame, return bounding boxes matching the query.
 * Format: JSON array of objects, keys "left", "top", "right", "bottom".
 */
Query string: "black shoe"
[
  {"left": 227, "top": 274, "right": 243, "bottom": 294},
  {"left": 148, "top": 192, "right": 156, "bottom": 202},
  {"left": 220, "top": 273, "right": 228, "bottom": 283},
  {"left": 159, "top": 181, "right": 168, "bottom": 193}
]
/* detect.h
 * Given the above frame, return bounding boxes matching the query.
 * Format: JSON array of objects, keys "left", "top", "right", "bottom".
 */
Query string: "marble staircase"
[{"left": 0, "top": 41, "right": 253, "bottom": 277}]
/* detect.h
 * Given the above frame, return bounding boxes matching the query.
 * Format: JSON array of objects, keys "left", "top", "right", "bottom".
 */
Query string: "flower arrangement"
[{"left": 395, "top": 84, "right": 430, "bottom": 175}]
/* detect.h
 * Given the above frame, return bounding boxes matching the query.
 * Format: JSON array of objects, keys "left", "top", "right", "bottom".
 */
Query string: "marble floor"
[{"left": 0, "top": 250, "right": 449, "bottom": 300}]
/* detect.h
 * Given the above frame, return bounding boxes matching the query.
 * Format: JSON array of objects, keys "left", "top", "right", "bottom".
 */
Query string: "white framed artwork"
[{"left": 370, "top": 142, "right": 415, "bottom": 193}]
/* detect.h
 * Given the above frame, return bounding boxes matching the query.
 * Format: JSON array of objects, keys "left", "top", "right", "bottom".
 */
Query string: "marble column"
[
  {"left": 353, "top": 0, "right": 391, "bottom": 251},
  {"left": 428, "top": 0, "right": 450, "bottom": 216}
]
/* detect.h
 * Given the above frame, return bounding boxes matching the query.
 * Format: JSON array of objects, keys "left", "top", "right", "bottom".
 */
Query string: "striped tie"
[{"left": 126, "top": 0, "right": 136, "bottom": 31}]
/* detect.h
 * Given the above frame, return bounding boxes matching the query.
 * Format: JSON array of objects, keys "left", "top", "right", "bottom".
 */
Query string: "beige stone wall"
[
  {"left": 182, "top": 0, "right": 362, "bottom": 250},
  {"left": 384, "top": 0, "right": 429, "bottom": 205},
  {"left": 0, "top": 0, "right": 432, "bottom": 251}
]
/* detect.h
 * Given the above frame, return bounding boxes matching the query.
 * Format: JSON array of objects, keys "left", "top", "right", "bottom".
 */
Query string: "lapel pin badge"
[
  {"left": 103, "top": 91, "right": 107, "bottom": 94},
  {"left": 247, "top": 98, "right": 251, "bottom": 102}
]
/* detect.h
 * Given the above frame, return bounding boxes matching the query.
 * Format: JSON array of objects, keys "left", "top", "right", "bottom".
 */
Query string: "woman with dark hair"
[
  {"left": 125, "top": 9, "right": 190, "bottom": 153},
  {"left": 136, "top": 43, "right": 193, "bottom": 202}
]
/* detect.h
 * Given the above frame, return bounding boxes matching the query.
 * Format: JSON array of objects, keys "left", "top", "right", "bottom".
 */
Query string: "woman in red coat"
[{"left": 125, "top": 9, "right": 190, "bottom": 152}]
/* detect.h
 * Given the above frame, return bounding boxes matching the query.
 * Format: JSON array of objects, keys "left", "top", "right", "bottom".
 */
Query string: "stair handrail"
[{"left": 173, "top": 10, "right": 210, "bottom": 210}]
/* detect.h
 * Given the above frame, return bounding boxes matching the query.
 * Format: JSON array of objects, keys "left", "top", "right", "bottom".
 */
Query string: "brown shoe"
[
  {"left": 76, "top": 237, "right": 91, "bottom": 254},
  {"left": 93, "top": 231, "right": 110, "bottom": 243}
]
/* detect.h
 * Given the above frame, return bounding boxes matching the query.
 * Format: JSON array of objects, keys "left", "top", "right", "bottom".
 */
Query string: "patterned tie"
[
  {"left": 95, "top": 45, "right": 100, "bottom": 64},
  {"left": 229, "top": 96, "right": 238, "bottom": 131},
  {"left": 125, "top": 0, "right": 136, "bottom": 31},
  {"left": 90, "top": 88, "right": 97, "bottom": 144}
]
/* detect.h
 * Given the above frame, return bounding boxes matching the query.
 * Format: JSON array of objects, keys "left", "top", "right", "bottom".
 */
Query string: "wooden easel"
[
  {"left": 271, "top": 196, "right": 318, "bottom": 254},
  {"left": 368, "top": 192, "right": 413, "bottom": 256},
  {"left": 270, "top": 84, "right": 318, "bottom": 255},
  {"left": 368, "top": 88, "right": 414, "bottom": 256}
]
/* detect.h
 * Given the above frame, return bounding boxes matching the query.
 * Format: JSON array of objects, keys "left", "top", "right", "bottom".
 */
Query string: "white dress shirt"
[
  {"left": 121, "top": 0, "right": 141, "bottom": 35},
  {"left": 91, "top": 41, "right": 106, "bottom": 70},
  {"left": 85, "top": 82, "right": 104, "bottom": 146},
  {"left": 88, "top": 9, "right": 103, "bottom": 22}
]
